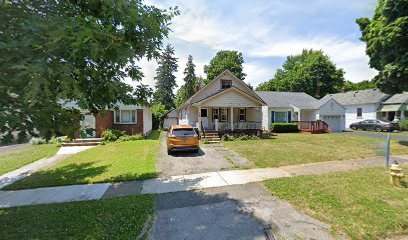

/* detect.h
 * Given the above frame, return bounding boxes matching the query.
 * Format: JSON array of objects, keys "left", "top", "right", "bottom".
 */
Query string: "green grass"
[
  {"left": 224, "top": 133, "right": 408, "bottom": 168},
  {"left": 0, "top": 144, "right": 59, "bottom": 176},
  {"left": 147, "top": 130, "right": 161, "bottom": 140},
  {"left": 264, "top": 164, "right": 408, "bottom": 239},
  {"left": 6, "top": 139, "right": 160, "bottom": 190},
  {"left": 0, "top": 195, "right": 155, "bottom": 240}
]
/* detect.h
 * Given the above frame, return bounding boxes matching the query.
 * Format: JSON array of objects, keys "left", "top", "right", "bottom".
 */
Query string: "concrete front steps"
[
  {"left": 61, "top": 138, "right": 103, "bottom": 147},
  {"left": 202, "top": 132, "right": 221, "bottom": 143}
]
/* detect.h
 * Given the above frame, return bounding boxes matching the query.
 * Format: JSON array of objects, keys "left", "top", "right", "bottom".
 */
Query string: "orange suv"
[{"left": 167, "top": 125, "right": 199, "bottom": 154}]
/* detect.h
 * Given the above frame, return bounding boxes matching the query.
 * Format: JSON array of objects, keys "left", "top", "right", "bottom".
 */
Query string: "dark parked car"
[{"left": 350, "top": 119, "right": 399, "bottom": 132}]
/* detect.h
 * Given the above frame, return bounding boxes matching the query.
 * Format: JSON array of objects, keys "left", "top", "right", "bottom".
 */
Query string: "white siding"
[
  {"left": 262, "top": 106, "right": 270, "bottom": 130},
  {"left": 344, "top": 103, "right": 379, "bottom": 129},
  {"left": 143, "top": 109, "right": 152, "bottom": 136}
]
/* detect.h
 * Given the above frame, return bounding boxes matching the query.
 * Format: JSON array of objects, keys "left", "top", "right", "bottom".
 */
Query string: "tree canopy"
[
  {"left": 256, "top": 49, "right": 345, "bottom": 99},
  {"left": 0, "top": 0, "right": 178, "bottom": 142},
  {"left": 175, "top": 55, "right": 198, "bottom": 107},
  {"left": 356, "top": 0, "right": 408, "bottom": 94},
  {"left": 153, "top": 44, "right": 178, "bottom": 110},
  {"left": 204, "top": 50, "right": 246, "bottom": 83},
  {"left": 343, "top": 80, "right": 377, "bottom": 91}
]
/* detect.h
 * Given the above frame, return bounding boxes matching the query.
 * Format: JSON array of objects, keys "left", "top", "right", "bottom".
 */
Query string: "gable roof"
[
  {"left": 255, "top": 91, "right": 318, "bottom": 109},
  {"left": 383, "top": 92, "right": 408, "bottom": 104},
  {"left": 177, "top": 69, "right": 265, "bottom": 109},
  {"left": 193, "top": 86, "right": 265, "bottom": 106},
  {"left": 321, "top": 89, "right": 389, "bottom": 105}
]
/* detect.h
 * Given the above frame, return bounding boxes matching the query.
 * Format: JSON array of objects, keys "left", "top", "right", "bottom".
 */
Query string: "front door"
[
  {"left": 201, "top": 108, "right": 208, "bottom": 129},
  {"left": 80, "top": 114, "right": 96, "bottom": 138}
]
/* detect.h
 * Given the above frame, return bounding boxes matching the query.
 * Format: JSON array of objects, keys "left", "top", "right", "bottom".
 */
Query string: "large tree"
[
  {"left": 153, "top": 44, "right": 178, "bottom": 110},
  {"left": 0, "top": 0, "right": 178, "bottom": 142},
  {"left": 343, "top": 80, "right": 377, "bottom": 91},
  {"left": 256, "top": 49, "right": 345, "bottom": 99},
  {"left": 204, "top": 50, "right": 246, "bottom": 83},
  {"left": 183, "top": 55, "right": 197, "bottom": 99},
  {"left": 356, "top": 0, "right": 408, "bottom": 94}
]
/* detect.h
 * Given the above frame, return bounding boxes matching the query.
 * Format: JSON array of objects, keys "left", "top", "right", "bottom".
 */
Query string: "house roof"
[
  {"left": 255, "top": 91, "right": 318, "bottom": 109},
  {"left": 193, "top": 86, "right": 265, "bottom": 106},
  {"left": 321, "top": 89, "right": 388, "bottom": 105},
  {"left": 383, "top": 92, "right": 408, "bottom": 104}
]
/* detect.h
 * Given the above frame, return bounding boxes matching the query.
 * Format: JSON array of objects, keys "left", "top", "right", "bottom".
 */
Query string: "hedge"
[
  {"left": 398, "top": 120, "right": 408, "bottom": 131},
  {"left": 271, "top": 123, "right": 299, "bottom": 133}
]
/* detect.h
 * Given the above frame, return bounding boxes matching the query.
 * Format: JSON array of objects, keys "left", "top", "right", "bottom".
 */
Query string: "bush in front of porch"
[{"left": 271, "top": 123, "right": 299, "bottom": 133}]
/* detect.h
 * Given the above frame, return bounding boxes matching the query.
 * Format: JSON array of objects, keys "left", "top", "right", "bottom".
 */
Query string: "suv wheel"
[
  {"left": 375, "top": 127, "right": 382, "bottom": 132},
  {"left": 167, "top": 149, "right": 172, "bottom": 155}
]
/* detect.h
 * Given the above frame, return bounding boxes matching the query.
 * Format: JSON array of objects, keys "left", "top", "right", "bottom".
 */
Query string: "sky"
[{"left": 128, "top": 0, "right": 379, "bottom": 91}]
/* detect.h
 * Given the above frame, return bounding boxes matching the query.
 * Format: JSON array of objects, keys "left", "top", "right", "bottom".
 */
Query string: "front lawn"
[
  {"left": 6, "top": 137, "right": 160, "bottom": 190},
  {"left": 0, "top": 195, "right": 154, "bottom": 240},
  {"left": 224, "top": 133, "right": 408, "bottom": 168},
  {"left": 265, "top": 164, "right": 408, "bottom": 239},
  {"left": 0, "top": 144, "right": 59, "bottom": 176}
]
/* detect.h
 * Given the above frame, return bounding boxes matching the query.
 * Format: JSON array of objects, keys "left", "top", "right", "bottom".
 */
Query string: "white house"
[
  {"left": 256, "top": 91, "right": 346, "bottom": 132},
  {"left": 321, "top": 89, "right": 389, "bottom": 128},
  {"left": 176, "top": 70, "right": 266, "bottom": 133}
]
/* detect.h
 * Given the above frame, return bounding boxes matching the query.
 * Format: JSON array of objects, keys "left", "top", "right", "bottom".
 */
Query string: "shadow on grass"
[
  {"left": 5, "top": 162, "right": 109, "bottom": 190},
  {"left": 5, "top": 162, "right": 157, "bottom": 190},
  {"left": 398, "top": 141, "right": 408, "bottom": 147}
]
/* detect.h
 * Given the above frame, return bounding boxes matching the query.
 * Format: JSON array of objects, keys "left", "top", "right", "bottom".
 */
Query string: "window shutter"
[
  {"left": 287, "top": 111, "right": 291, "bottom": 123},
  {"left": 271, "top": 111, "right": 275, "bottom": 123}
]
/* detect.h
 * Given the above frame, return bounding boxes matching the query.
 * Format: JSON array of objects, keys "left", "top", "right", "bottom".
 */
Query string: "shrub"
[
  {"left": 271, "top": 123, "right": 299, "bottom": 133},
  {"left": 102, "top": 129, "right": 126, "bottom": 142},
  {"left": 222, "top": 135, "right": 236, "bottom": 141},
  {"left": 116, "top": 134, "right": 143, "bottom": 143},
  {"left": 29, "top": 137, "right": 47, "bottom": 145},
  {"left": 398, "top": 120, "right": 408, "bottom": 131}
]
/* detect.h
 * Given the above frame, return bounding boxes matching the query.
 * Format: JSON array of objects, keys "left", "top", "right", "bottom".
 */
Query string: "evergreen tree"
[
  {"left": 183, "top": 55, "right": 197, "bottom": 99},
  {"left": 153, "top": 44, "right": 178, "bottom": 110}
]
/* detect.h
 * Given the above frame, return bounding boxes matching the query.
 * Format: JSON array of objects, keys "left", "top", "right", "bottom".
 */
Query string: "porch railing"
[
  {"left": 214, "top": 121, "right": 262, "bottom": 130},
  {"left": 292, "top": 121, "right": 328, "bottom": 132}
]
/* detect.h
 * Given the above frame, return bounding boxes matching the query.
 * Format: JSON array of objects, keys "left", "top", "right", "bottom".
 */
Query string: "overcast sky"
[{"left": 127, "top": 0, "right": 379, "bottom": 91}]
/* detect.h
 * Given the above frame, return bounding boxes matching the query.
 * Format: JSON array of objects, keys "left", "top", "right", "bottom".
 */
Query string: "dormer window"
[{"left": 220, "top": 80, "right": 232, "bottom": 89}]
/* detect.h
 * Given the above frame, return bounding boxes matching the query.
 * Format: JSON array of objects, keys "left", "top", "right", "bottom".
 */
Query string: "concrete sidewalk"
[
  {"left": 1, "top": 155, "right": 407, "bottom": 208},
  {"left": 0, "top": 146, "right": 95, "bottom": 190}
]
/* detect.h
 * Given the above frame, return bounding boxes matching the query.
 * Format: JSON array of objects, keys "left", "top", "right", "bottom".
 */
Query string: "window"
[
  {"left": 114, "top": 110, "right": 137, "bottom": 124},
  {"left": 212, "top": 109, "right": 219, "bottom": 121},
  {"left": 381, "top": 112, "right": 386, "bottom": 118},
  {"left": 220, "top": 108, "right": 228, "bottom": 122},
  {"left": 239, "top": 108, "right": 246, "bottom": 121},
  {"left": 274, "top": 112, "right": 288, "bottom": 123},
  {"left": 357, "top": 108, "right": 363, "bottom": 118},
  {"left": 220, "top": 80, "right": 232, "bottom": 89},
  {"left": 201, "top": 109, "right": 208, "bottom": 118}
]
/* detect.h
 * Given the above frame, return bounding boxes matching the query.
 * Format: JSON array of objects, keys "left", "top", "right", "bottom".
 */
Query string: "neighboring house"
[
  {"left": 64, "top": 102, "right": 152, "bottom": 138},
  {"left": 321, "top": 89, "right": 389, "bottom": 129},
  {"left": 256, "top": 91, "right": 346, "bottom": 132},
  {"left": 163, "top": 109, "right": 178, "bottom": 130},
  {"left": 378, "top": 92, "right": 408, "bottom": 121},
  {"left": 176, "top": 70, "right": 266, "bottom": 133}
]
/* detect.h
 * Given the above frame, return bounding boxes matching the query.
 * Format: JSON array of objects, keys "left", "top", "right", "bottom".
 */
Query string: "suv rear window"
[{"left": 172, "top": 128, "right": 195, "bottom": 136}]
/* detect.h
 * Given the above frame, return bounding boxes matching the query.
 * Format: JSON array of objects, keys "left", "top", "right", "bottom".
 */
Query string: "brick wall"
[{"left": 95, "top": 109, "right": 144, "bottom": 137}]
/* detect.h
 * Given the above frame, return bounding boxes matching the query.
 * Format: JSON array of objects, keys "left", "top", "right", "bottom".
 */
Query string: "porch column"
[
  {"left": 230, "top": 107, "right": 234, "bottom": 131},
  {"left": 298, "top": 110, "right": 301, "bottom": 121},
  {"left": 198, "top": 106, "right": 201, "bottom": 130}
]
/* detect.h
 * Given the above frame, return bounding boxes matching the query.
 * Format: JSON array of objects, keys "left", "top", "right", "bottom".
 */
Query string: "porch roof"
[{"left": 378, "top": 104, "right": 406, "bottom": 112}]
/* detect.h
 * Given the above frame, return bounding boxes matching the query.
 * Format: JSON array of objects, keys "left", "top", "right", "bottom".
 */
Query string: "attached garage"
[
  {"left": 316, "top": 99, "right": 346, "bottom": 132},
  {"left": 321, "top": 115, "right": 342, "bottom": 132}
]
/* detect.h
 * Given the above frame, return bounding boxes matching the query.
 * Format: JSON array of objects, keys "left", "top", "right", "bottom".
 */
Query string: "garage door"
[{"left": 322, "top": 115, "right": 341, "bottom": 132}]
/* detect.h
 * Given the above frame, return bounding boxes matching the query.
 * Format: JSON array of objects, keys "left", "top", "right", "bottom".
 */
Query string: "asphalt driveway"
[
  {"left": 148, "top": 183, "right": 338, "bottom": 240},
  {"left": 342, "top": 131, "right": 408, "bottom": 142},
  {"left": 156, "top": 132, "right": 252, "bottom": 177}
]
